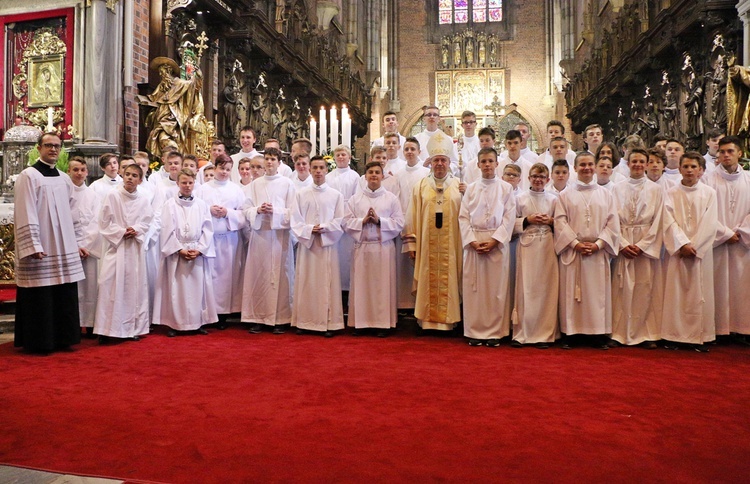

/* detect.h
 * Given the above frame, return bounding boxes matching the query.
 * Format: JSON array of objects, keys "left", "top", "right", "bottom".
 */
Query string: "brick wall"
[{"left": 121, "top": 0, "right": 150, "bottom": 154}]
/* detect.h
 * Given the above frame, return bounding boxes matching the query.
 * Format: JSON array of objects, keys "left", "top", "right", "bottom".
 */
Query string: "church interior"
[{"left": 2, "top": 0, "right": 750, "bottom": 482}]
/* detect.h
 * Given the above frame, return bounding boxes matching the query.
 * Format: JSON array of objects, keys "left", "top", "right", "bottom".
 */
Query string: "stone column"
[{"left": 739, "top": 1, "right": 750, "bottom": 65}]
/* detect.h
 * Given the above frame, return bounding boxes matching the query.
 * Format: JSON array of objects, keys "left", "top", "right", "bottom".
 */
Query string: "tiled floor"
[{"left": 0, "top": 465, "right": 122, "bottom": 484}]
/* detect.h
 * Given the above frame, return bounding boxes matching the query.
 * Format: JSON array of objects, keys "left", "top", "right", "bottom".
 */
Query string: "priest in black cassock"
[{"left": 14, "top": 132, "right": 87, "bottom": 354}]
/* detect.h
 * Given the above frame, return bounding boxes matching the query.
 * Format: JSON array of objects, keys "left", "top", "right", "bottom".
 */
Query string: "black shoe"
[
  {"left": 98, "top": 335, "right": 109, "bottom": 344},
  {"left": 486, "top": 339, "right": 501, "bottom": 347},
  {"left": 216, "top": 322, "right": 228, "bottom": 330},
  {"left": 693, "top": 344, "right": 709, "bottom": 353},
  {"left": 84, "top": 327, "right": 97, "bottom": 339},
  {"left": 663, "top": 342, "right": 679, "bottom": 350},
  {"left": 535, "top": 342, "right": 549, "bottom": 349},
  {"left": 597, "top": 344, "right": 610, "bottom": 350},
  {"left": 324, "top": 331, "right": 335, "bottom": 338},
  {"left": 296, "top": 329, "right": 306, "bottom": 335},
  {"left": 468, "top": 338, "right": 483, "bottom": 346},
  {"left": 130, "top": 336, "right": 141, "bottom": 342},
  {"left": 641, "top": 341, "right": 658, "bottom": 350},
  {"left": 167, "top": 329, "right": 177, "bottom": 338},
  {"left": 510, "top": 340, "right": 523, "bottom": 348},
  {"left": 352, "top": 329, "right": 363, "bottom": 336},
  {"left": 197, "top": 328, "right": 209, "bottom": 335},
  {"left": 272, "top": 326, "right": 286, "bottom": 334},
  {"left": 607, "top": 339, "right": 621, "bottom": 348},
  {"left": 248, "top": 324, "right": 262, "bottom": 334},
  {"left": 377, "top": 330, "right": 389, "bottom": 338},
  {"left": 560, "top": 342, "right": 572, "bottom": 350}
]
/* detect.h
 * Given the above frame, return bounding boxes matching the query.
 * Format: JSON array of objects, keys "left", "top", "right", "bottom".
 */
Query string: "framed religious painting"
[{"left": 27, "top": 54, "right": 64, "bottom": 108}]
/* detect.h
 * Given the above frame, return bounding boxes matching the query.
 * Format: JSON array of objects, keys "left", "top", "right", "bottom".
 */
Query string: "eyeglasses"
[
  {"left": 529, "top": 175, "right": 547, "bottom": 180},
  {"left": 462, "top": 120, "right": 477, "bottom": 125},
  {"left": 42, "top": 143, "right": 61, "bottom": 149},
  {"left": 424, "top": 113, "right": 440, "bottom": 118}
]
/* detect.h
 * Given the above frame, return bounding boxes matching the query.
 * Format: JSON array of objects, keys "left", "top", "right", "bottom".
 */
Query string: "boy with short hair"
[
  {"left": 383, "top": 132, "right": 406, "bottom": 175},
  {"left": 595, "top": 157, "right": 616, "bottom": 191},
  {"left": 326, "top": 145, "right": 360, "bottom": 295},
  {"left": 613, "top": 134, "right": 646, "bottom": 178},
  {"left": 395, "top": 137, "right": 430, "bottom": 311},
  {"left": 646, "top": 148, "right": 675, "bottom": 191},
  {"left": 200, "top": 154, "right": 246, "bottom": 329},
  {"left": 90, "top": 153, "right": 121, "bottom": 198},
  {"left": 611, "top": 149, "right": 664, "bottom": 348},
  {"left": 538, "top": 135, "right": 575, "bottom": 170},
  {"left": 583, "top": 124, "right": 603, "bottom": 155},
  {"left": 460, "top": 148, "right": 516, "bottom": 347},
  {"left": 68, "top": 157, "right": 101, "bottom": 337},
  {"left": 463, "top": 127, "right": 496, "bottom": 185},
  {"left": 549, "top": 158, "right": 570, "bottom": 194},
  {"left": 703, "top": 128, "right": 724, "bottom": 174},
  {"left": 502, "top": 164, "right": 522, "bottom": 191},
  {"left": 203, "top": 165, "right": 215, "bottom": 182},
  {"left": 459, "top": 110, "right": 480, "bottom": 162},
  {"left": 704, "top": 136, "right": 750, "bottom": 341},
  {"left": 512, "top": 163, "right": 559, "bottom": 348},
  {"left": 343, "top": 161, "right": 404, "bottom": 336},
  {"left": 242, "top": 147, "right": 297, "bottom": 334},
  {"left": 94, "top": 164, "right": 154, "bottom": 342},
  {"left": 359, "top": 146, "right": 399, "bottom": 195},
  {"left": 290, "top": 152, "right": 313, "bottom": 190},
  {"left": 554, "top": 152, "right": 620, "bottom": 349},
  {"left": 661, "top": 152, "right": 717, "bottom": 351},
  {"left": 663, "top": 139, "right": 685, "bottom": 183},
  {"left": 291, "top": 156, "right": 346, "bottom": 337},
  {"left": 498, "top": 130, "right": 532, "bottom": 191},
  {"left": 153, "top": 169, "right": 217, "bottom": 336}
]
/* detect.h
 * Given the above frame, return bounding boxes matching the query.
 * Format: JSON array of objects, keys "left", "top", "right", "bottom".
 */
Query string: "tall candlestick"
[
  {"left": 341, "top": 104, "right": 351, "bottom": 149},
  {"left": 319, "top": 106, "right": 327, "bottom": 155},
  {"left": 46, "top": 107, "right": 54, "bottom": 133},
  {"left": 330, "top": 105, "right": 339, "bottom": 149},
  {"left": 310, "top": 117, "right": 317, "bottom": 156}
]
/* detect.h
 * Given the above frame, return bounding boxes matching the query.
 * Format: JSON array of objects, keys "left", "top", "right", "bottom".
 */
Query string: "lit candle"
[
  {"left": 46, "top": 107, "right": 54, "bottom": 133},
  {"left": 330, "top": 105, "right": 338, "bottom": 149},
  {"left": 310, "top": 117, "right": 317, "bottom": 156},
  {"left": 341, "top": 104, "right": 351, "bottom": 149},
  {"left": 319, "top": 106, "right": 327, "bottom": 155}
]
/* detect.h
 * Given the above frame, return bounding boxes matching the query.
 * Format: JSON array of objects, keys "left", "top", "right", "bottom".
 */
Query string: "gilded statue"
[
  {"left": 727, "top": 65, "right": 750, "bottom": 138},
  {"left": 140, "top": 56, "right": 210, "bottom": 159}
]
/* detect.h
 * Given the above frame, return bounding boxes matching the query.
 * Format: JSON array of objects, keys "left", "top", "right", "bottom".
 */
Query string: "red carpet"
[
  {"left": 0, "top": 286, "right": 16, "bottom": 302},
  {"left": 2, "top": 327, "right": 750, "bottom": 483}
]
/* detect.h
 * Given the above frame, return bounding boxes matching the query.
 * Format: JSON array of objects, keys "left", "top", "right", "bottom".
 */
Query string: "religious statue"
[
  {"left": 489, "top": 39, "right": 498, "bottom": 67},
  {"left": 727, "top": 65, "right": 750, "bottom": 138},
  {"left": 441, "top": 38, "right": 450, "bottom": 69},
  {"left": 285, "top": 100, "right": 301, "bottom": 149},
  {"left": 140, "top": 56, "right": 210, "bottom": 159},
  {"left": 706, "top": 53, "right": 728, "bottom": 129},
  {"left": 478, "top": 37, "right": 486, "bottom": 67},
  {"left": 222, "top": 73, "right": 244, "bottom": 138},
  {"left": 682, "top": 56, "right": 704, "bottom": 140},
  {"left": 453, "top": 37, "right": 461, "bottom": 68},
  {"left": 465, "top": 38, "right": 474, "bottom": 67}
]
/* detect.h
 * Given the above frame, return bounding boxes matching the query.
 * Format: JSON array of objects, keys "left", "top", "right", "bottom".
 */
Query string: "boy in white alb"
[
  {"left": 661, "top": 152, "right": 717, "bottom": 351},
  {"left": 89, "top": 153, "right": 121, "bottom": 198},
  {"left": 291, "top": 156, "right": 345, "bottom": 337},
  {"left": 460, "top": 148, "right": 516, "bottom": 347}
]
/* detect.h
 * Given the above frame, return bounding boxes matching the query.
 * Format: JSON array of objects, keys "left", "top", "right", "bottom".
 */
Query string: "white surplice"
[
  {"left": 291, "top": 183, "right": 345, "bottom": 331},
  {"left": 343, "top": 186, "right": 404, "bottom": 328},
  {"left": 512, "top": 189, "right": 560, "bottom": 344},
  {"left": 71, "top": 183, "right": 101, "bottom": 327},
  {"left": 94, "top": 187, "right": 153, "bottom": 338},
  {"left": 611, "top": 178, "right": 664, "bottom": 345},
  {"left": 705, "top": 166, "right": 750, "bottom": 335},
  {"left": 241, "top": 174, "right": 296, "bottom": 326},
  {"left": 153, "top": 195, "right": 217, "bottom": 330},
  {"left": 554, "top": 181, "right": 620, "bottom": 335},
  {"left": 89, "top": 175, "right": 122, "bottom": 199},
  {"left": 327, "top": 166, "right": 360, "bottom": 291},
  {"left": 395, "top": 164, "right": 430, "bottom": 309},
  {"left": 200, "top": 178, "right": 246, "bottom": 314},
  {"left": 498, "top": 155, "right": 533, "bottom": 191},
  {"left": 661, "top": 182, "right": 717, "bottom": 343},
  {"left": 459, "top": 177, "right": 516, "bottom": 339}
]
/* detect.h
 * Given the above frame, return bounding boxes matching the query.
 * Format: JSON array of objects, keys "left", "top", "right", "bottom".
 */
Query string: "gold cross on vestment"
[{"left": 196, "top": 31, "right": 209, "bottom": 59}]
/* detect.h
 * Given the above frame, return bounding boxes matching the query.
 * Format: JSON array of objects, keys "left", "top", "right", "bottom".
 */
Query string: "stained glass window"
[{"left": 439, "top": 0, "right": 502, "bottom": 25}]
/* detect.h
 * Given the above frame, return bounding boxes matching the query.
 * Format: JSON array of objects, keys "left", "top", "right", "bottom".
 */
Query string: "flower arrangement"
[
  {"left": 149, "top": 160, "right": 162, "bottom": 174},
  {"left": 323, "top": 154, "right": 336, "bottom": 172},
  {"left": 5, "top": 175, "right": 19, "bottom": 188}
]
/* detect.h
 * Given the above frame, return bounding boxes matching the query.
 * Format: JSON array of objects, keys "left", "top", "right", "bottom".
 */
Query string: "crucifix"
[{"left": 196, "top": 31, "right": 209, "bottom": 59}]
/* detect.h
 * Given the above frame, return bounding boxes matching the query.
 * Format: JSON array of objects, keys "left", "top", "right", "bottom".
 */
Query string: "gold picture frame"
[{"left": 27, "top": 54, "right": 63, "bottom": 108}]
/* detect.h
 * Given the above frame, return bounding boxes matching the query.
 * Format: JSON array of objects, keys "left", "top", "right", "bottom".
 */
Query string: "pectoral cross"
[{"left": 182, "top": 223, "right": 191, "bottom": 239}]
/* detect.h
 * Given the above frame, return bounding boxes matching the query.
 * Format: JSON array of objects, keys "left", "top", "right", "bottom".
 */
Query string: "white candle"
[
  {"left": 330, "top": 105, "right": 339, "bottom": 149},
  {"left": 342, "top": 104, "right": 351, "bottom": 149},
  {"left": 46, "top": 107, "right": 54, "bottom": 133},
  {"left": 310, "top": 117, "right": 317, "bottom": 156},
  {"left": 319, "top": 106, "right": 327, "bottom": 155}
]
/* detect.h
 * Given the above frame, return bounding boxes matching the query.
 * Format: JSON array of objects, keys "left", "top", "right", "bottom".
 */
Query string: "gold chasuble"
[{"left": 407, "top": 175, "right": 463, "bottom": 329}]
